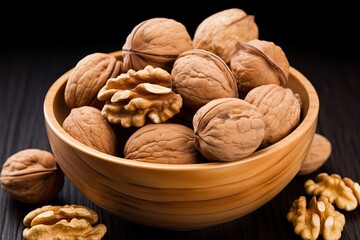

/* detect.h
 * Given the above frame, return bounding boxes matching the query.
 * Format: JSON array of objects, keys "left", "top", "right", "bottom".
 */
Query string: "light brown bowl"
[{"left": 43, "top": 51, "right": 319, "bottom": 231}]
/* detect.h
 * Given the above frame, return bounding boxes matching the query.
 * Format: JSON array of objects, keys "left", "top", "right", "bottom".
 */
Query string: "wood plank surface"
[
  {"left": 1, "top": 2, "right": 360, "bottom": 238},
  {"left": 1, "top": 44, "right": 359, "bottom": 240}
]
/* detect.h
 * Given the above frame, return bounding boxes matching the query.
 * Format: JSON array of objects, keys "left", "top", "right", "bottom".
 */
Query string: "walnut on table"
[
  {"left": 287, "top": 195, "right": 345, "bottom": 240},
  {"left": 343, "top": 177, "right": 360, "bottom": 204},
  {"left": 0, "top": 149, "right": 64, "bottom": 204},
  {"left": 305, "top": 173, "right": 360, "bottom": 211},
  {"left": 23, "top": 204, "right": 107, "bottom": 240},
  {"left": 97, "top": 65, "right": 182, "bottom": 128},
  {"left": 298, "top": 133, "right": 332, "bottom": 175}
]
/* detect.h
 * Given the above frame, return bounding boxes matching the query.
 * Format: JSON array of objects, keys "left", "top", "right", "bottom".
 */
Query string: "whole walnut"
[
  {"left": 122, "top": 18, "right": 193, "bottom": 73},
  {"left": 230, "top": 39, "right": 290, "bottom": 97},
  {"left": 171, "top": 49, "right": 238, "bottom": 114},
  {"left": 64, "top": 52, "right": 122, "bottom": 109},
  {"left": 62, "top": 106, "right": 117, "bottom": 155},
  {"left": 0, "top": 149, "right": 64, "bottom": 204},
  {"left": 244, "top": 84, "right": 301, "bottom": 147},
  {"left": 193, "top": 8, "right": 259, "bottom": 64},
  {"left": 124, "top": 123, "right": 202, "bottom": 164},
  {"left": 193, "top": 98, "right": 265, "bottom": 162}
]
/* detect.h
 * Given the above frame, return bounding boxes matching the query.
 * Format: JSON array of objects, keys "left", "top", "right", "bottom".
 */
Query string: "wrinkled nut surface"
[
  {"left": 343, "top": 177, "right": 360, "bottom": 204},
  {"left": 64, "top": 52, "right": 122, "bottom": 109},
  {"left": 23, "top": 204, "right": 106, "bottom": 240},
  {"left": 287, "top": 196, "right": 345, "bottom": 240},
  {"left": 122, "top": 17, "right": 193, "bottom": 72},
  {"left": 245, "top": 84, "right": 301, "bottom": 148},
  {"left": 230, "top": 39, "right": 290, "bottom": 96},
  {"left": 0, "top": 149, "right": 64, "bottom": 204},
  {"left": 171, "top": 49, "right": 238, "bottom": 113},
  {"left": 305, "top": 173, "right": 359, "bottom": 211},
  {"left": 193, "top": 8, "right": 259, "bottom": 64},
  {"left": 124, "top": 123, "right": 201, "bottom": 164},
  {"left": 98, "top": 65, "right": 182, "bottom": 128},
  {"left": 62, "top": 106, "right": 117, "bottom": 155},
  {"left": 298, "top": 133, "right": 332, "bottom": 175},
  {"left": 193, "top": 98, "right": 265, "bottom": 162}
]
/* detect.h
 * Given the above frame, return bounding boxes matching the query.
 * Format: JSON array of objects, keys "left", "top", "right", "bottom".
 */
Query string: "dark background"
[
  {"left": 2, "top": 1, "right": 359, "bottom": 58},
  {"left": 1, "top": 1, "right": 360, "bottom": 239}
]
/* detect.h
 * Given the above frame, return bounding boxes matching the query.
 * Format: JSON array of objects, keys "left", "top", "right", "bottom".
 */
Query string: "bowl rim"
[{"left": 43, "top": 54, "right": 319, "bottom": 172}]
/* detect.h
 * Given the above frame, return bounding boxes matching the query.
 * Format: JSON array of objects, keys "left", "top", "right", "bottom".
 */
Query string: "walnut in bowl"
[{"left": 43, "top": 50, "right": 319, "bottom": 230}]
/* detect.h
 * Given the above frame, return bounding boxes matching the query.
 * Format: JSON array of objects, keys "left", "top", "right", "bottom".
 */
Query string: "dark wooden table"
[{"left": 1, "top": 3, "right": 360, "bottom": 239}]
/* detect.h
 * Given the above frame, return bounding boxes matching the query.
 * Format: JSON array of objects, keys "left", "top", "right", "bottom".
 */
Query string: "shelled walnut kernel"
[
  {"left": 287, "top": 195, "right": 345, "bottom": 240},
  {"left": 23, "top": 204, "right": 107, "bottom": 240},
  {"left": 98, "top": 65, "right": 182, "bottom": 128},
  {"left": 305, "top": 173, "right": 360, "bottom": 211}
]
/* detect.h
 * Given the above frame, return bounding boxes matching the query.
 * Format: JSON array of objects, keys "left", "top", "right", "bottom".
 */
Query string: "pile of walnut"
[
  {"left": 62, "top": 8, "right": 302, "bottom": 164},
  {"left": 288, "top": 173, "right": 360, "bottom": 240},
  {"left": 22, "top": 204, "right": 106, "bottom": 240}
]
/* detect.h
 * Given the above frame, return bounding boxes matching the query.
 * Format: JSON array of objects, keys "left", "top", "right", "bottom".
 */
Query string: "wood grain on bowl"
[{"left": 43, "top": 51, "right": 319, "bottom": 230}]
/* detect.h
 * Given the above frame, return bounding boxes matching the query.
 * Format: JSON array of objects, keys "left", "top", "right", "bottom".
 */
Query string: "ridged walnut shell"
[
  {"left": 64, "top": 52, "right": 122, "bottom": 109},
  {"left": 124, "top": 123, "right": 201, "bottom": 164},
  {"left": 193, "top": 98, "right": 265, "bottom": 162},
  {"left": 122, "top": 18, "right": 193, "bottom": 73},
  {"left": 62, "top": 106, "right": 117, "bottom": 155},
  {"left": 193, "top": 8, "right": 259, "bottom": 64},
  {"left": 298, "top": 133, "right": 332, "bottom": 175},
  {"left": 171, "top": 49, "right": 238, "bottom": 113},
  {"left": 0, "top": 149, "right": 64, "bottom": 204},
  {"left": 230, "top": 39, "right": 290, "bottom": 97},
  {"left": 245, "top": 84, "right": 301, "bottom": 147}
]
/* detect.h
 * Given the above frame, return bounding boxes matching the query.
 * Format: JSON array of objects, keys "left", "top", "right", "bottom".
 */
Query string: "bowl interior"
[
  {"left": 46, "top": 60, "right": 318, "bottom": 170},
  {"left": 43, "top": 51, "right": 319, "bottom": 230}
]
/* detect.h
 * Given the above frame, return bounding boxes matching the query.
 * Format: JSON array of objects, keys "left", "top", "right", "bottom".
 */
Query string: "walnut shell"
[
  {"left": 171, "top": 49, "right": 238, "bottom": 113},
  {"left": 122, "top": 18, "right": 193, "bottom": 73},
  {"left": 0, "top": 149, "right": 64, "bottom": 204},
  {"left": 124, "top": 123, "right": 201, "bottom": 164},
  {"left": 298, "top": 133, "right": 332, "bottom": 175},
  {"left": 244, "top": 84, "right": 301, "bottom": 147},
  {"left": 193, "top": 98, "right": 265, "bottom": 162},
  {"left": 62, "top": 106, "right": 117, "bottom": 155},
  {"left": 193, "top": 8, "right": 259, "bottom": 64},
  {"left": 64, "top": 52, "right": 122, "bottom": 109},
  {"left": 230, "top": 39, "right": 290, "bottom": 97}
]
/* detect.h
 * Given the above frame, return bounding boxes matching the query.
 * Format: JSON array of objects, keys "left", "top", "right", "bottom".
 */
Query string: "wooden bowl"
[{"left": 43, "top": 51, "right": 319, "bottom": 231}]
